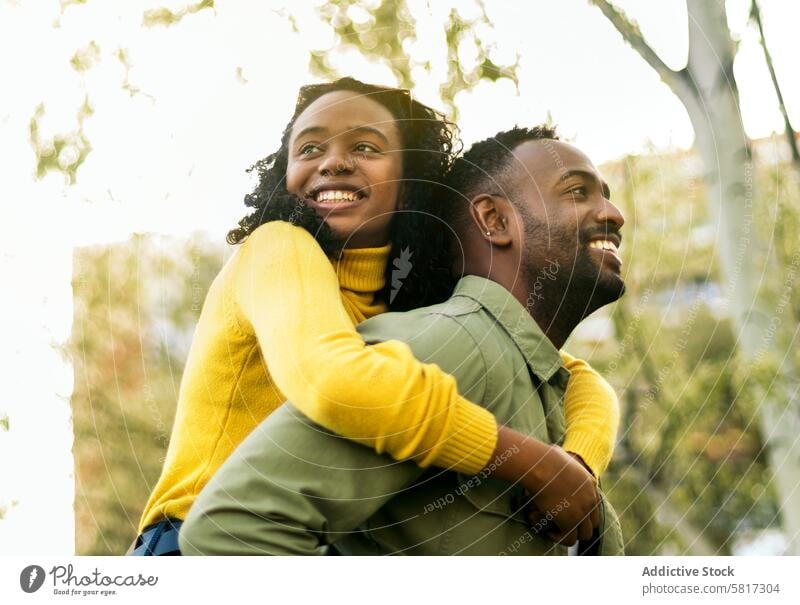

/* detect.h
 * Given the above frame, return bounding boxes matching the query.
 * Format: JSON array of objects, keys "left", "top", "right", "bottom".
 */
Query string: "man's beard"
[
  {"left": 568, "top": 244, "right": 626, "bottom": 315},
  {"left": 521, "top": 218, "right": 625, "bottom": 327}
]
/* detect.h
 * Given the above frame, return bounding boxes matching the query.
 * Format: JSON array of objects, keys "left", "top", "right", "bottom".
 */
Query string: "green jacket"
[{"left": 179, "top": 276, "right": 624, "bottom": 556}]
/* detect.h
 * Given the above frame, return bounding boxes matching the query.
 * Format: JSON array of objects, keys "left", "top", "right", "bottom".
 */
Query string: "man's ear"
[{"left": 469, "top": 194, "right": 513, "bottom": 247}]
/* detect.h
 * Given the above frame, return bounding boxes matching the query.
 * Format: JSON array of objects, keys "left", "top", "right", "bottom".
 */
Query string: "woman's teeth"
[
  {"left": 588, "top": 240, "right": 619, "bottom": 254},
  {"left": 315, "top": 190, "right": 359, "bottom": 202}
]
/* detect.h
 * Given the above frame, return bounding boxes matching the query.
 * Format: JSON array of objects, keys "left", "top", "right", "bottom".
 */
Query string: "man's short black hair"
[{"left": 445, "top": 125, "right": 559, "bottom": 230}]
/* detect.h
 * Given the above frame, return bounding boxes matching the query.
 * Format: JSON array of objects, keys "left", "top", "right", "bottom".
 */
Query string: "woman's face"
[{"left": 286, "top": 90, "right": 404, "bottom": 248}]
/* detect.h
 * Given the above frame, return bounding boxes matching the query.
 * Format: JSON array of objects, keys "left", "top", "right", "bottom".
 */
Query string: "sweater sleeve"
[
  {"left": 559, "top": 351, "right": 620, "bottom": 478},
  {"left": 232, "top": 221, "right": 498, "bottom": 474}
]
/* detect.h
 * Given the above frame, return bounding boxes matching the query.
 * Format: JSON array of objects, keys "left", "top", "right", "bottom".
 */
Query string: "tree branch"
[
  {"left": 590, "top": 1, "right": 683, "bottom": 87},
  {"left": 751, "top": 0, "right": 800, "bottom": 171}
]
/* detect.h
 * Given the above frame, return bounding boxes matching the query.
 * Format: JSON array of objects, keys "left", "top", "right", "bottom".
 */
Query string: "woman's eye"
[
  {"left": 299, "top": 144, "right": 322, "bottom": 155},
  {"left": 354, "top": 143, "right": 379, "bottom": 153},
  {"left": 569, "top": 186, "right": 587, "bottom": 197}
]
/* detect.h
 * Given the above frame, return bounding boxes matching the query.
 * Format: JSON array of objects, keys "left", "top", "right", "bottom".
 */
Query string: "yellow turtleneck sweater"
[{"left": 139, "top": 221, "right": 618, "bottom": 532}]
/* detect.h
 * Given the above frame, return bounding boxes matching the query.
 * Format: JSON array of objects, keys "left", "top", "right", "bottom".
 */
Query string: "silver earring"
[{"left": 485, "top": 230, "right": 491, "bottom": 236}]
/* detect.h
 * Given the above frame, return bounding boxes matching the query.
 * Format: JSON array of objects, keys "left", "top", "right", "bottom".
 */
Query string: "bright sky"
[{"left": 0, "top": 0, "right": 797, "bottom": 553}]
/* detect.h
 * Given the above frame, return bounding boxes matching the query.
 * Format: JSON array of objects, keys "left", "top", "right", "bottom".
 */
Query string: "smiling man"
[
  {"left": 179, "top": 125, "right": 627, "bottom": 556},
  {"left": 448, "top": 127, "right": 625, "bottom": 352}
]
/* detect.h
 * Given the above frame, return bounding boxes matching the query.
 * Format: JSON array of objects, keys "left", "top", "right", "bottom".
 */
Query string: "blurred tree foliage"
[
  {"left": 69, "top": 234, "right": 224, "bottom": 554},
  {"left": 36, "top": 0, "right": 516, "bottom": 185},
  {"left": 571, "top": 149, "right": 796, "bottom": 555},
  {"left": 29, "top": 100, "right": 92, "bottom": 186},
  {"left": 142, "top": 0, "right": 215, "bottom": 28},
  {"left": 298, "top": 0, "right": 519, "bottom": 117}
]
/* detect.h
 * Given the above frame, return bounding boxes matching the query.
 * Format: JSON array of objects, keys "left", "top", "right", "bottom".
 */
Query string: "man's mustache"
[{"left": 581, "top": 224, "right": 623, "bottom": 246}]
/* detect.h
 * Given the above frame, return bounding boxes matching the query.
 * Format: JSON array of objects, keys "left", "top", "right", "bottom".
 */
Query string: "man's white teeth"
[
  {"left": 588, "top": 240, "right": 619, "bottom": 254},
  {"left": 315, "top": 190, "right": 359, "bottom": 202}
]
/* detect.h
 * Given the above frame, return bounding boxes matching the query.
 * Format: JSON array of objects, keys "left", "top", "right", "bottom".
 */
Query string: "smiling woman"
[
  {"left": 226, "top": 77, "right": 457, "bottom": 309},
  {"left": 285, "top": 89, "right": 405, "bottom": 248}
]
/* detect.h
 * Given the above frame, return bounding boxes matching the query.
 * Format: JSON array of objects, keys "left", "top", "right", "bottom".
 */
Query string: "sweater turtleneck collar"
[{"left": 332, "top": 243, "right": 391, "bottom": 296}]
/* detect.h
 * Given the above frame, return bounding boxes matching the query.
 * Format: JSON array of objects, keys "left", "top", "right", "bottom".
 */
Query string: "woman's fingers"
[
  {"left": 546, "top": 529, "right": 578, "bottom": 547},
  {"left": 528, "top": 507, "right": 559, "bottom": 535},
  {"left": 577, "top": 518, "right": 594, "bottom": 542},
  {"left": 591, "top": 495, "right": 601, "bottom": 529}
]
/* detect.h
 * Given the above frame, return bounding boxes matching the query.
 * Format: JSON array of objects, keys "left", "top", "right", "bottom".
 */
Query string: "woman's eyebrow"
[
  {"left": 292, "top": 126, "right": 327, "bottom": 141},
  {"left": 346, "top": 126, "right": 390, "bottom": 144},
  {"left": 293, "top": 125, "right": 390, "bottom": 144}
]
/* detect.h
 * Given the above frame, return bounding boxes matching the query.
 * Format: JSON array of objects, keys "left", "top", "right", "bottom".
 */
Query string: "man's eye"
[{"left": 569, "top": 186, "right": 587, "bottom": 197}]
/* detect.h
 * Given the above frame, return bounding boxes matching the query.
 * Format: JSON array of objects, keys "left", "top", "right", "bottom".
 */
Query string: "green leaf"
[{"left": 143, "top": 0, "right": 214, "bottom": 28}]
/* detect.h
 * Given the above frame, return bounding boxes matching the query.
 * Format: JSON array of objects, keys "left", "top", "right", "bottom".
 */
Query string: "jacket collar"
[{"left": 452, "top": 275, "right": 566, "bottom": 383}]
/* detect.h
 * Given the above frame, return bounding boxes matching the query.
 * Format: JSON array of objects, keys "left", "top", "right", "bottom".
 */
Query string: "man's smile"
[{"left": 586, "top": 236, "right": 622, "bottom": 268}]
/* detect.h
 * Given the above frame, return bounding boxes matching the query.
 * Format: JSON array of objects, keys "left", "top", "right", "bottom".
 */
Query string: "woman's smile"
[
  {"left": 285, "top": 89, "right": 403, "bottom": 248},
  {"left": 304, "top": 182, "right": 369, "bottom": 211}
]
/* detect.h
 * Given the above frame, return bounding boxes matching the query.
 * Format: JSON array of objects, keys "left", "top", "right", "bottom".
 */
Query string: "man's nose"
[
  {"left": 318, "top": 148, "right": 355, "bottom": 176},
  {"left": 596, "top": 197, "right": 625, "bottom": 229}
]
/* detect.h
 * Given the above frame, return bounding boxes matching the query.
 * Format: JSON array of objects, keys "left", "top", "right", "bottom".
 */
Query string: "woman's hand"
[{"left": 489, "top": 425, "right": 601, "bottom": 546}]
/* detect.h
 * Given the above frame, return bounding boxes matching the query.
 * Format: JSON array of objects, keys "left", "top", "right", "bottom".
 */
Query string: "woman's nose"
[{"left": 318, "top": 149, "right": 355, "bottom": 176}]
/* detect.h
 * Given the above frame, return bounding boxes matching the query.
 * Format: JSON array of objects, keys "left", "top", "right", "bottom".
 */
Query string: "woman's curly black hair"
[{"left": 227, "top": 77, "right": 461, "bottom": 310}]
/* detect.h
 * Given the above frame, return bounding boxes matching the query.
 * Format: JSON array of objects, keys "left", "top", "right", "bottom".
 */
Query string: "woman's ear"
[{"left": 469, "top": 194, "right": 513, "bottom": 247}]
